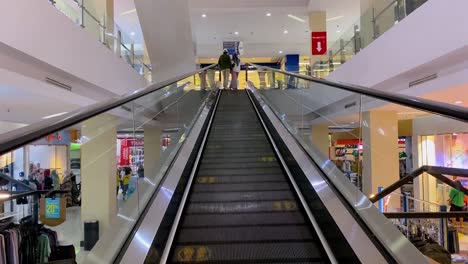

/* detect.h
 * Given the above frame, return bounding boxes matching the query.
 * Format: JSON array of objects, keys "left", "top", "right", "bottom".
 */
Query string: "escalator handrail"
[
  {"left": 248, "top": 63, "right": 468, "bottom": 123},
  {"left": 0, "top": 64, "right": 217, "bottom": 156}
]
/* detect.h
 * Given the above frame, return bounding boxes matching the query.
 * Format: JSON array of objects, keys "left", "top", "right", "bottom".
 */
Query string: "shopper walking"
[
  {"left": 122, "top": 167, "right": 132, "bottom": 200},
  {"left": 218, "top": 49, "right": 232, "bottom": 89},
  {"left": 449, "top": 179, "right": 465, "bottom": 227},
  {"left": 230, "top": 54, "right": 242, "bottom": 90}
]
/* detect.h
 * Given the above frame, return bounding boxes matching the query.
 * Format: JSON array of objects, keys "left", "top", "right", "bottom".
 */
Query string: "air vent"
[
  {"left": 409, "top": 74, "right": 437, "bottom": 87},
  {"left": 345, "top": 102, "right": 357, "bottom": 109},
  {"left": 45, "top": 77, "right": 72, "bottom": 91}
]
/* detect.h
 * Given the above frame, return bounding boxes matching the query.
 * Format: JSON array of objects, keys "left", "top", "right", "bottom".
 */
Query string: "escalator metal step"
[
  {"left": 189, "top": 190, "right": 293, "bottom": 203},
  {"left": 198, "top": 167, "right": 283, "bottom": 176},
  {"left": 200, "top": 162, "right": 280, "bottom": 170},
  {"left": 192, "top": 174, "right": 285, "bottom": 184},
  {"left": 176, "top": 225, "right": 314, "bottom": 243},
  {"left": 171, "top": 242, "right": 324, "bottom": 263},
  {"left": 181, "top": 212, "right": 307, "bottom": 227},
  {"left": 192, "top": 182, "right": 290, "bottom": 193},
  {"left": 186, "top": 200, "right": 298, "bottom": 214}
]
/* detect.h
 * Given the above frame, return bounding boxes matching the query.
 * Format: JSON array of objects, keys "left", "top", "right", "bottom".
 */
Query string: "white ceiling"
[
  {"left": 114, "top": 0, "right": 361, "bottom": 59},
  {"left": 0, "top": 69, "right": 95, "bottom": 124}
]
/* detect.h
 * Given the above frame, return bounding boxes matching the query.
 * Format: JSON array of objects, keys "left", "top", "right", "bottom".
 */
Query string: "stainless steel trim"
[
  {"left": 409, "top": 73, "right": 437, "bottom": 87},
  {"left": 159, "top": 90, "right": 221, "bottom": 263},
  {"left": 0, "top": 64, "right": 217, "bottom": 156},
  {"left": 248, "top": 86, "right": 428, "bottom": 263},
  {"left": 246, "top": 90, "right": 338, "bottom": 264},
  {"left": 117, "top": 95, "right": 215, "bottom": 263},
  {"left": 249, "top": 63, "right": 468, "bottom": 123},
  {"left": 45, "top": 77, "right": 72, "bottom": 91}
]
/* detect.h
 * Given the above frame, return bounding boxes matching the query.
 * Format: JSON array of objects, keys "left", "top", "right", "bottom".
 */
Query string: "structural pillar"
[
  {"left": 309, "top": 125, "right": 329, "bottom": 158},
  {"left": 144, "top": 127, "right": 162, "bottom": 180},
  {"left": 308, "top": 11, "right": 327, "bottom": 69},
  {"left": 81, "top": 114, "right": 117, "bottom": 237},
  {"left": 362, "top": 111, "right": 399, "bottom": 208}
]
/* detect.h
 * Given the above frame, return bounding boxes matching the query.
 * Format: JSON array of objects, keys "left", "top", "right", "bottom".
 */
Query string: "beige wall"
[
  {"left": 81, "top": 114, "right": 118, "bottom": 237},
  {"left": 362, "top": 111, "right": 399, "bottom": 203}
]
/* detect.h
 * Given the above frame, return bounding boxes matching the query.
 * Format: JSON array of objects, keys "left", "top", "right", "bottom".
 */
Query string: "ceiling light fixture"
[
  {"left": 202, "top": 14, "right": 207, "bottom": 18},
  {"left": 326, "top": 15, "right": 344, "bottom": 22},
  {"left": 336, "top": 30, "right": 341, "bottom": 33},
  {"left": 455, "top": 100, "right": 463, "bottom": 104},
  {"left": 234, "top": 31, "right": 239, "bottom": 35},
  {"left": 130, "top": 32, "right": 136, "bottom": 36},
  {"left": 287, "top": 14, "right": 305, "bottom": 23},
  {"left": 42, "top": 112, "right": 69, "bottom": 119},
  {"left": 121, "top": 9, "right": 136, "bottom": 16},
  {"left": 266, "top": 13, "right": 272, "bottom": 17},
  {"left": 283, "top": 30, "right": 289, "bottom": 34},
  {"left": 279, "top": 50, "right": 283, "bottom": 54}
]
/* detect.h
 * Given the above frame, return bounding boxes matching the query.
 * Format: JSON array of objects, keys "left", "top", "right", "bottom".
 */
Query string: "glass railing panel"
[
  {"left": 315, "top": 0, "right": 429, "bottom": 77},
  {"left": 0, "top": 69, "right": 215, "bottom": 263},
  {"left": 248, "top": 68, "right": 468, "bottom": 259},
  {"left": 48, "top": 0, "right": 153, "bottom": 78}
]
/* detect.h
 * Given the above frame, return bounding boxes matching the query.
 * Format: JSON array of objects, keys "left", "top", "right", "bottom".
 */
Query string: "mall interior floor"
[{"left": 167, "top": 90, "right": 329, "bottom": 263}]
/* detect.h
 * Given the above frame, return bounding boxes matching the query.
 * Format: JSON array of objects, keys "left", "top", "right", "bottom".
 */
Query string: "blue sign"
[
  {"left": 45, "top": 198, "right": 60, "bottom": 219},
  {"left": 223, "top": 41, "right": 240, "bottom": 55}
]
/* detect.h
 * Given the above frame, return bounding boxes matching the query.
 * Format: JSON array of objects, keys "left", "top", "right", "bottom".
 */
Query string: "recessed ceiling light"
[
  {"left": 279, "top": 50, "right": 283, "bottom": 54},
  {"left": 326, "top": 15, "right": 344, "bottom": 22},
  {"left": 283, "top": 30, "right": 289, "bottom": 34},
  {"left": 121, "top": 9, "right": 136, "bottom": 16},
  {"left": 287, "top": 14, "right": 305, "bottom": 23},
  {"left": 202, "top": 14, "right": 207, "bottom": 18},
  {"left": 130, "top": 32, "right": 135, "bottom": 36},
  {"left": 234, "top": 31, "right": 239, "bottom": 35},
  {"left": 42, "top": 112, "right": 69, "bottom": 119},
  {"left": 336, "top": 30, "right": 341, "bottom": 33},
  {"left": 455, "top": 100, "right": 463, "bottom": 104},
  {"left": 266, "top": 13, "right": 272, "bottom": 17}
]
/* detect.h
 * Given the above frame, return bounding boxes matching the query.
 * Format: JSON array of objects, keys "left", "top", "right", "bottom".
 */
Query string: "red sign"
[
  {"left": 119, "top": 139, "right": 130, "bottom": 166},
  {"left": 311, "top": 32, "right": 327, "bottom": 55}
]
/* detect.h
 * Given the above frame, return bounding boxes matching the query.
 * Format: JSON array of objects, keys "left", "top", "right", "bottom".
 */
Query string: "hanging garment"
[
  {"left": 37, "top": 234, "right": 51, "bottom": 263},
  {"left": 0, "top": 234, "right": 6, "bottom": 264}
]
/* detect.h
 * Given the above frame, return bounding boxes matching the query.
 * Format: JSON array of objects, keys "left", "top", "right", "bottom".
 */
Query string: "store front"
[{"left": 418, "top": 132, "right": 468, "bottom": 204}]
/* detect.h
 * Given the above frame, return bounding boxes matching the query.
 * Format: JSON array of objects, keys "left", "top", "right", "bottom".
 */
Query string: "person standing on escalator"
[
  {"left": 230, "top": 53, "right": 242, "bottom": 90},
  {"left": 218, "top": 49, "right": 232, "bottom": 89}
]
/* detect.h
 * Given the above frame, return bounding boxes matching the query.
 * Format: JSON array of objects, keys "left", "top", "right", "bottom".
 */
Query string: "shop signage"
[
  {"left": 40, "top": 197, "right": 66, "bottom": 226},
  {"left": 120, "top": 139, "right": 130, "bottom": 166},
  {"left": 223, "top": 41, "right": 242, "bottom": 55},
  {"left": 311, "top": 32, "right": 327, "bottom": 55},
  {"left": 45, "top": 198, "right": 60, "bottom": 218},
  {"left": 34, "top": 131, "right": 71, "bottom": 145}
]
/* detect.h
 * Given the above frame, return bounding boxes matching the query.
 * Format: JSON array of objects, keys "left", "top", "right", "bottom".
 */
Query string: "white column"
[
  {"left": 135, "top": 0, "right": 195, "bottom": 82},
  {"left": 81, "top": 114, "right": 117, "bottom": 237}
]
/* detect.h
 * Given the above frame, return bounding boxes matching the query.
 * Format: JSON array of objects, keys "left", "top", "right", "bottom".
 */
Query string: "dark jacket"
[{"left": 218, "top": 53, "right": 232, "bottom": 70}]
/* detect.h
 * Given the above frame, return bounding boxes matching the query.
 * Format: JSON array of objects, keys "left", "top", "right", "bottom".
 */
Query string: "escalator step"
[
  {"left": 192, "top": 182, "right": 290, "bottom": 193},
  {"left": 171, "top": 242, "right": 324, "bottom": 263},
  {"left": 181, "top": 212, "right": 307, "bottom": 227},
  {"left": 197, "top": 167, "right": 283, "bottom": 176},
  {"left": 199, "top": 162, "right": 280, "bottom": 170},
  {"left": 175, "top": 225, "right": 314, "bottom": 244},
  {"left": 186, "top": 200, "right": 298, "bottom": 214},
  {"left": 189, "top": 190, "right": 293, "bottom": 203},
  {"left": 192, "top": 174, "right": 285, "bottom": 184}
]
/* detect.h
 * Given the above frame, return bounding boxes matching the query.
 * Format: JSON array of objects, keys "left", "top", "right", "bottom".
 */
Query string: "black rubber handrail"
[
  {"left": 0, "top": 64, "right": 217, "bottom": 156},
  {"left": 249, "top": 63, "right": 468, "bottom": 123}
]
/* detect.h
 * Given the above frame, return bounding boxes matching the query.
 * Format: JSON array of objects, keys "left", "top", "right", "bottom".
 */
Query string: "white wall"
[
  {"left": 328, "top": 0, "right": 468, "bottom": 96},
  {"left": 0, "top": 1, "right": 147, "bottom": 96}
]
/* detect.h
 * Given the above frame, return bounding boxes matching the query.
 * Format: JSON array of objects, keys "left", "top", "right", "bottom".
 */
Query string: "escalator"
[{"left": 159, "top": 91, "right": 351, "bottom": 263}]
